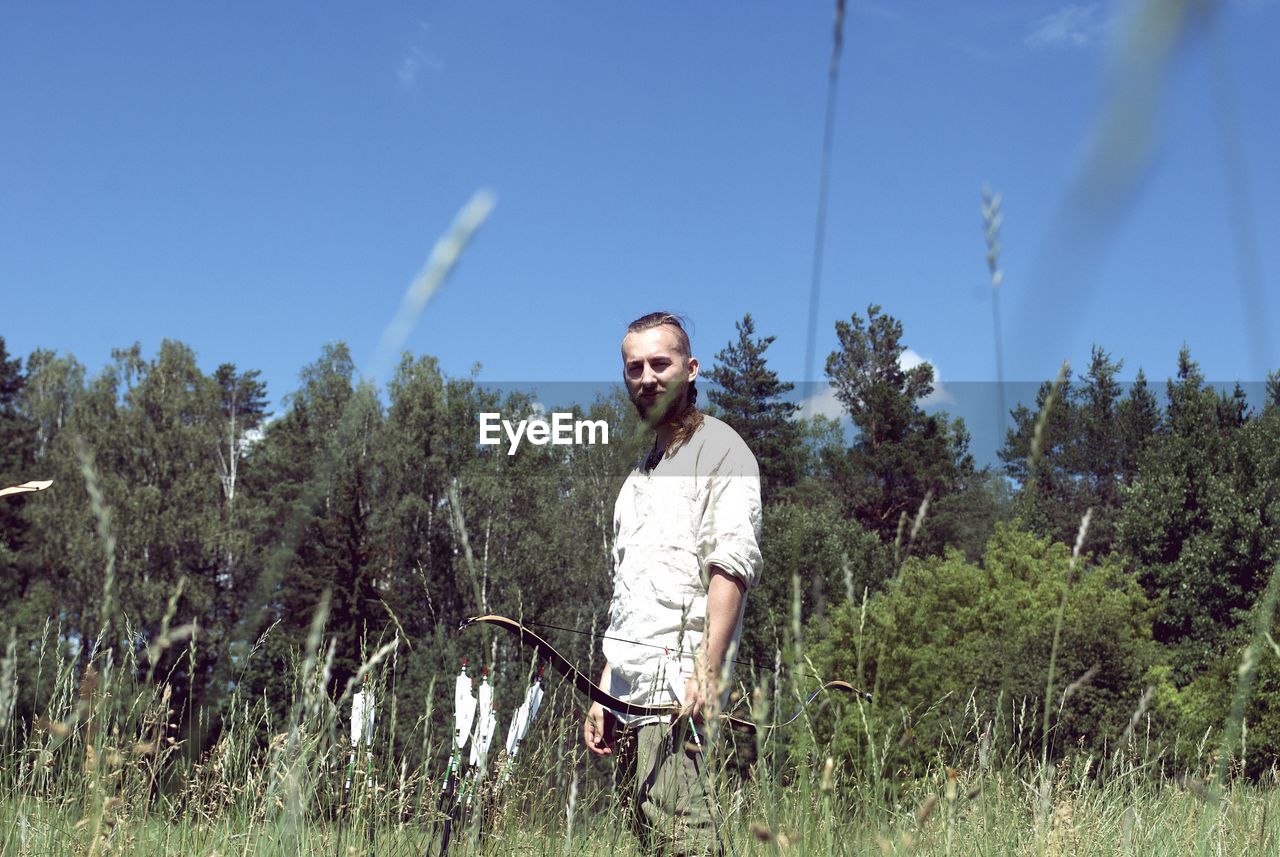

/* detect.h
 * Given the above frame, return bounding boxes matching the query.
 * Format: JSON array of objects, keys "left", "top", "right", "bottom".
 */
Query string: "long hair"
[{"left": 626, "top": 311, "right": 704, "bottom": 456}]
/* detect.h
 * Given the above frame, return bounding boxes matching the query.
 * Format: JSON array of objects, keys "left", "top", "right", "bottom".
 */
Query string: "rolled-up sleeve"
[{"left": 696, "top": 442, "right": 763, "bottom": 589}]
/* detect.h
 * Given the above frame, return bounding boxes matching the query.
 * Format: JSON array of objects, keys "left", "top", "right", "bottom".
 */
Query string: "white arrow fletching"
[
  {"left": 504, "top": 680, "right": 544, "bottom": 757},
  {"left": 453, "top": 667, "right": 477, "bottom": 750},
  {"left": 469, "top": 675, "right": 496, "bottom": 767},
  {"left": 472, "top": 702, "right": 498, "bottom": 764},
  {"left": 350, "top": 688, "right": 375, "bottom": 746}
]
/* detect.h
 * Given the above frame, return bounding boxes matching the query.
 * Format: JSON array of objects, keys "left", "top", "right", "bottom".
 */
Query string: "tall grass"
[{"left": 3, "top": 617, "right": 1280, "bottom": 857}]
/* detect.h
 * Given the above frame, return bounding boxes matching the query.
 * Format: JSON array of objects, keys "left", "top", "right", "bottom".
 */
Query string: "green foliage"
[
  {"left": 236, "top": 343, "right": 387, "bottom": 717},
  {"left": 6, "top": 342, "right": 266, "bottom": 735},
  {"left": 914, "top": 466, "right": 1011, "bottom": 564},
  {"left": 999, "top": 347, "right": 1154, "bottom": 555},
  {"left": 1150, "top": 580, "right": 1280, "bottom": 779},
  {"left": 738, "top": 501, "right": 890, "bottom": 675},
  {"left": 0, "top": 337, "right": 35, "bottom": 570},
  {"left": 5, "top": 327, "right": 1280, "bottom": 795},
  {"left": 233, "top": 350, "right": 639, "bottom": 764},
  {"left": 0, "top": 339, "right": 44, "bottom": 733},
  {"left": 1118, "top": 350, "right": 1280, "bottom": 680},
  {"left": 6, "top": 349, "right": 90, "bottom": 727},
  {"left": 809, "top": 524, "right": 1158, "bottom": 774}
]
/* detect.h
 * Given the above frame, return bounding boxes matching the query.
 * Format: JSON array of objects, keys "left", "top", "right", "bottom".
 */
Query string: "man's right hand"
[{"left": 583, "top": 701, "right": 614, "bottom": 757}]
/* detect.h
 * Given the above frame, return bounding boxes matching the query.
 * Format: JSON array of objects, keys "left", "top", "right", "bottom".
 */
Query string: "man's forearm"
[
  {"left": 597, "top": 662, "right": 611, "bottom": 691},
  {"left": 700, "top": 566, "right": 746, "bottom": 681}
]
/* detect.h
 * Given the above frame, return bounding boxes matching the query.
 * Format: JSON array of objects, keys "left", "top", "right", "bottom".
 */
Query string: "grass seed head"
[
  {"left": 915, "top": 793, "right": 939, "bottom": 825},
  {"left": 44, "top": 718, "right": 71, "bottom": 739},
  {"left": 79, "top": 666, "right": 100, "bottom": 700}
]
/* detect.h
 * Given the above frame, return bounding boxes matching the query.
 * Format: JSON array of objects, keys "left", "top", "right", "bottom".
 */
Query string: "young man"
[{"left": 582, "top": 311, "right": 762, "bottom": 855}]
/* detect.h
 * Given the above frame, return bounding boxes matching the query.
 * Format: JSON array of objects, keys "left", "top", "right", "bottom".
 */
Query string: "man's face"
[{"left": 621, "top": 326, "right": 699, "bottom": 422}]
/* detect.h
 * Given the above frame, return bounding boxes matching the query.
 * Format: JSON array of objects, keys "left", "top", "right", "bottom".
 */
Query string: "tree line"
[{"left": 2, "top": 306, "right": 1278, "bottom": 777}]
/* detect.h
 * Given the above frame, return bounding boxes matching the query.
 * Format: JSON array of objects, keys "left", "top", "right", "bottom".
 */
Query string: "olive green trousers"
[{"left": 614, "top": 721, "right": 724, "bottom": 857}]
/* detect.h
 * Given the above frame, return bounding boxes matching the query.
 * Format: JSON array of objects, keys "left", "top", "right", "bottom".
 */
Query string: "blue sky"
[{"left": 3, "top": 2, "right": 1277, "bottom": 454}]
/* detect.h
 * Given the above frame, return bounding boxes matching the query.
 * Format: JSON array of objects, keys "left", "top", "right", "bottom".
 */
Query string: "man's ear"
[{"left": 687, "top": 356, "right": 699, "bottom": 382}]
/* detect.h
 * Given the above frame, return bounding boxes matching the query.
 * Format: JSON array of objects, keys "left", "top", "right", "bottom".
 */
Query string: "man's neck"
[
  {"left": 652, "top": 399, "right": 695, "bottom": 446},
  {"left": 653, "top": 421, "right": 678, "bottom": 449},
  {"left": 645, "top": 403, "right": 698, "bottom": 466}
]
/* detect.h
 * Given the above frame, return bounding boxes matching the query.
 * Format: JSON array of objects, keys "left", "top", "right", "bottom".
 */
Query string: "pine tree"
[
  {"left": 1117, "top": 347, "right": 1276, "bottom": 680},
  {"left": 0, "top": 338, "right": 33, "bottom": 479},
  {"left": 1116, "top": 368, "right": 1160, "bottom": 481},
  {"left": 824, "top": 305, "right": 974, "bottom": 543},
  {"left": 999, "top": 372, "right": 1079, "bottom": 545},
  {"left": 0, "top": 341, "right": 59, "bottom": 729},
  {"left": 705, "top": 314, "right": 803, "bottom": 499},
  {"left": 999, "top": 348, "right": 1161, "bottom": 555},
  {"left": 0, "top": 337, "right": 37, "bottom": 615},
  {"left": 1266, "top": 370, "right": 1280, "bottom": 412},
  {"left": 1075, "top": 348, "right": 1125, "bottom": 552},
  {"left": 240, "top": 343, "right": 386, "bottom": 707}
]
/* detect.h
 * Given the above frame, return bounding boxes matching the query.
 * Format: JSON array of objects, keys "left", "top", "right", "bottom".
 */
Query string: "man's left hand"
[
  {"left": 681, "top": 669, "right": 719, "bottom": 723},
  {"left": 679, "top": 568, "right": 744, "bottom": 722}
]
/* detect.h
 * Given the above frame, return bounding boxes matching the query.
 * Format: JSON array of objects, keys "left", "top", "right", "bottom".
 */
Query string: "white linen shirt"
[{"left": 603, "top": 415, "right": 763, "bottom": 724}]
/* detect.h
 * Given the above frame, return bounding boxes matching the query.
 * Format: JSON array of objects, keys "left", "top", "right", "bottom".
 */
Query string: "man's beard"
[{"left": 631, "top": 385, "right": 688, "bottom": 426}]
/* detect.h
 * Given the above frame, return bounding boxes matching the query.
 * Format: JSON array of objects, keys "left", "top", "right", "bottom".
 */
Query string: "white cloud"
[
  {"left": 1025, "top": 3, "right": 1105, "bottom": 49},
  {"left": 899, "top": 348, "right": 954, "bottom": 407},
  {"left": 797, "top": 384, "right": 846, "bottom": 420},
  {"left": 398, "top": 43, "right": 442, "bottom": 89},
  {"left": 850, "top": 0, "right": 906, "bottom": 24},
  {"left": 796, "top": 350, "right": 953, "bottom": 418}
]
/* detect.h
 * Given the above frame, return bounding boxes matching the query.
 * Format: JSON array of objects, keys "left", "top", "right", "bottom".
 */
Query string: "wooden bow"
[{"left": 459, "top": 614, "right": 864, "bottom": 734}]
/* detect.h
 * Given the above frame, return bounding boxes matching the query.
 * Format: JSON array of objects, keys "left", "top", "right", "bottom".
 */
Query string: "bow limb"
[
  {"left": 0, "top": 480, "right": 52, "bottom": 499},
  {"left": 459, "top": 615, "right": 674, "bottom": 719},
  {"left": 460, "top": 616, "right": 867, "bottom": 734}
]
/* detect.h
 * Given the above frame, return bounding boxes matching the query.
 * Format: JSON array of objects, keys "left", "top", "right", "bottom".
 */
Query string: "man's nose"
[{"left": 640, "top": 365, "right": 659, "bottom": 387}]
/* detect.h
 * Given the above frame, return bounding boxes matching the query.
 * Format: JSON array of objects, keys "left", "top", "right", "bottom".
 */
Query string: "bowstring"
[
  {"left": 517, "top": 617, "right": 825, "bottom": 682},
  {"left": 512, "top": 618, "right": 869, "bottom": 720}
]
